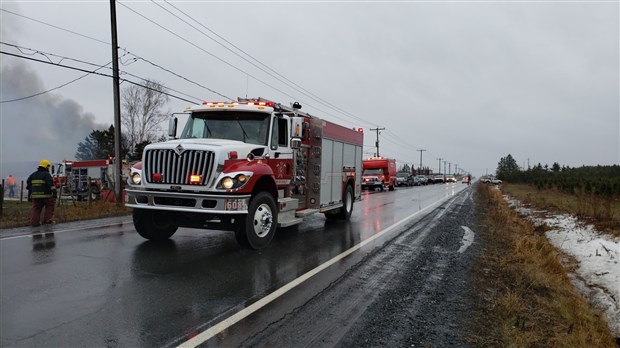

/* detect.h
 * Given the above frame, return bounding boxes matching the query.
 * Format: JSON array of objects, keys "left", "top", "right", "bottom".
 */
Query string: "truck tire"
[
  {"left": 133, "top": 209, "right": 178, "bottom": 241},
  {"left": 90, "top": 185, "right": 100, "bottom": 201},
  {"left": 234, "top": 192, "right": 277, "bottom": 249},
  {"left": 388, "top": 184, "right": 395, "bottom": 191},
  {"left": 325, "top": 184, "right": 354, "bottom": 221}
]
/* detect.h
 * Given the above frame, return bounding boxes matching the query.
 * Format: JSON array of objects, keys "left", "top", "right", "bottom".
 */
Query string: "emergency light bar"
[{"left": 201, "top": 101, "right": 275, "bottom": 108}]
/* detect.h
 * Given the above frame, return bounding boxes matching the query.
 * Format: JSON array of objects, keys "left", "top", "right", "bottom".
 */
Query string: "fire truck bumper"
[{"left": 125, "top": 188, "right": 250, "bottom": 214}]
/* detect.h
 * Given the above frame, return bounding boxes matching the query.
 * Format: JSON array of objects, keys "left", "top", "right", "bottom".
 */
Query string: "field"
[{"left": 502, "top": 183, "right": 620, "bottom": 238}]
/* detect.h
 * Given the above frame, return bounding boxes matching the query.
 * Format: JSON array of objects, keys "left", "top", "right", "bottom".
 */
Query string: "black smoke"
[{"left": 0, "top": 59, "right": 107, "bottom": 165}]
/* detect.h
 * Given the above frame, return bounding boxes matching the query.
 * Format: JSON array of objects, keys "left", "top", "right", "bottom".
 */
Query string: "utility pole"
[
  {"left": 110, "top": 0, "right": 122, "bottom": 204},
  {"left": 448, "top": 162, "right": 451, "bottom": 176},
  {"left": 443, "top": 160, "right": 446, "bottom": 176},
  {"left": 370, "top": 127, "right": 385, "bottom": 157},
  {"left": 417, "top": 149, "right": 426, "bottom": 171},
  {"left": 455, "top": 164, "right": 458, "bottom": 175},
  {"left": 437, "top": 158, "right": 443, "bottom": 175}
]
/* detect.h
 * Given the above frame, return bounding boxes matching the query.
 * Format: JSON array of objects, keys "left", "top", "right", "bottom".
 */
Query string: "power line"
[
  {"left": 1, "top": 42, "right": 205, "bottom": 103},
  {"left": 1, "top": 8, "right": 231, "bottom": 102},
  {"left": 0, "top": 8, "right": 111, "bottom": 46},
  {"left": 118, "top": 1, "right": 371, "bottom": 128},
  {"left": 126, "top": 54, "right": 231, "bottom": 101},
  {"left": 1, "top": 64, "right": 110, "bottom": 103},
  {"left": 4, "top": 4, "right": 371, "bottom": 128},
  {"left": 158, "top": 0, "right": 372, "bottom": 127},
  {"left": 3, "top": 6, "right": 465, "bottom": 169},
  {"left": 0, "top": 51, "right": 196, "bottom": 104}
]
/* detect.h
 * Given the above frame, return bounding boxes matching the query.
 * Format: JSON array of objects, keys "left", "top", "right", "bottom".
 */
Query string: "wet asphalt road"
[{"left": 0, "top": 183, "right": 469, "bottom": 347}]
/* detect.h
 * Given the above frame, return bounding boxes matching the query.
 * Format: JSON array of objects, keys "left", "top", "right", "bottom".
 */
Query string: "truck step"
[
  {"left": 295, "top": 208, "right": 319, "bottom": 218},
  {"left": 278, "top": 197, "right": 299, "bottom": 212},
  {"left": 278, "top": 217, "right": 303, "bottom": 228}
]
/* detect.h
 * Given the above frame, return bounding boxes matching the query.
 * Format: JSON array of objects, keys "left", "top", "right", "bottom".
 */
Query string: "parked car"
[
  {"left": 396, "top": 172, "right": 414, "bottom": 187},
  {"left": 433, "top": 175, "right": 445, "bottom": 184},
  {"left": 490, "top": 178, "right": 502, "bottom": 185},
  {"left": 415, "top": 175, "right": 428, "bottom": 185}
]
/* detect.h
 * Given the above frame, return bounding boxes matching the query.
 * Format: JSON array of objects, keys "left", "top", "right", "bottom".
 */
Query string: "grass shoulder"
[
  {"left": 0, "top": 199, "right": 132, "bottom": 229},
  {"left": 466, "top": 184, "right": 617, "bottom": 347}
]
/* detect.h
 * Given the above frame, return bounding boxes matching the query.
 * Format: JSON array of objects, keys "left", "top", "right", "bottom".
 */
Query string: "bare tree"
[{"left": 121, "top": 79, "right": 169, "bottom": 155}]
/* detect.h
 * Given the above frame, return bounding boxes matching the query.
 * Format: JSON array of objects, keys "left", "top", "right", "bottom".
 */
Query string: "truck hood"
[{"left": 147, "top": 138, "right": 267, "bottom": 163}]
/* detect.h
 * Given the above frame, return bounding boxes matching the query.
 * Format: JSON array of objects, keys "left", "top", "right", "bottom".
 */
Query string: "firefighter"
[{"left": 27, "top": 159, "right": 57, "bottom": 227}]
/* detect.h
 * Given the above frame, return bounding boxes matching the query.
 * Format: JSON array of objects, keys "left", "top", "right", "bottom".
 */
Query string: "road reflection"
[
  {"left": 31, "top": 232, "right": 56, "bottom": 263},
  {"left": 360, "top": 190, "right": 396, "bottom": 240},
  {"left": 126, "top": 216, "right": 367, "bottom": 346}
]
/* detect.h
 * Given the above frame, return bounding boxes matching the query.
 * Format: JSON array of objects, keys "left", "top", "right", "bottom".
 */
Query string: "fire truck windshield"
[
  {"left": 363, "top": 169, "right": 383, "bottom": 175},
  {"left": 180, "top": 111, "right": 270, "bottom": 145}
]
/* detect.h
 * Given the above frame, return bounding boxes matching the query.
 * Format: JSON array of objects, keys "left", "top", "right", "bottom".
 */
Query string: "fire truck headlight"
[
  {"left": 217, "top": 173, "right": 252, "bottom": 191},
  {"left": 131, "top": 173, "right": 142, "bottom": 185},
  {"left": 221, "top": 177, "right": 234, "bottom": 190}
]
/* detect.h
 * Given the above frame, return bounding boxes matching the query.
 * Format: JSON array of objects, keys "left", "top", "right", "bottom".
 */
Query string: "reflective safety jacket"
[{"left": 27, "top": 167, "right": 55, "bottom": 199}]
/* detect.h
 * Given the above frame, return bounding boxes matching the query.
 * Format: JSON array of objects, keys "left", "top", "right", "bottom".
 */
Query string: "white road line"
[
  {"left": 458, "top": 226, "right": 475, "bottom": 253},
  {"left": 178, "top": 193, "right": 461, "bottom": 348}
]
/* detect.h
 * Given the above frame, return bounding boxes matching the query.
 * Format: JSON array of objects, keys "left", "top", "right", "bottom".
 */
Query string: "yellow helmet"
[{"left": 39, "top": 159, "right": 52, "bottom": 168}]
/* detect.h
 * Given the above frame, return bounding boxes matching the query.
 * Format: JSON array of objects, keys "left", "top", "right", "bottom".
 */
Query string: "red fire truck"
[
  {"left": 125, "top": 98, "right": 363, "bottom": 249},
  {"left": 53, "top": 159, "right": 123, "bottom": 201},
  {"left": 361, "top": 157, "right": 397, "bottom": 192}
]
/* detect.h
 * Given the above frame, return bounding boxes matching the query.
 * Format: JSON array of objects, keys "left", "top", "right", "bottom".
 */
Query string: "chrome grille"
[{"left": 144, "top": 149, "right": 215, "bottom": 185}]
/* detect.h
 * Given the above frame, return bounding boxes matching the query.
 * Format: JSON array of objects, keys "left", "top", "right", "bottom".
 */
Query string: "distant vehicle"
[
  {"left": 445, "top": 175, "right": 457, "bottom": 183},
  {"left": 480, "top": 177, "right": 491, "bottom": 183},
  {"left": 433, "top": 175, "right": 445, "bottom": 184},
  {"left": 362, "top": 169, "right": 386, "bottom": 191},
  {"left": 490, "top": 178, "right": 503, "bottom": 185},
  {"left": 462, "top": 176, "right": 469, "bottom": 184},
  {"left": 362, "top": 157, "right": 397, "bottom": 191},
  {"left": 415, "top": 175, "right": 428, "bottom": 185},
  {"left": 396, "top": 172, "right": 414, "bottom": 187}
]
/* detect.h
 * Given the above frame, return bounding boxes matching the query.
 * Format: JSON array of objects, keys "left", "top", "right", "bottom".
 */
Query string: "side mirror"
[
  {"left": 168, "top": 117, "right": 178, "bottom": 138},
  {"left": 290, "top": 117, "right": 305, "bottom": 140}
]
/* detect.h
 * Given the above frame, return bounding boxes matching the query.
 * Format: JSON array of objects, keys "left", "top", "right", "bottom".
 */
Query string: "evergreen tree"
[
  {"left": 496, "top": 154, "right": 520, "bottom": 180},
  {"left": 75, "top": 125, "right": 129, "bottom": 160}
]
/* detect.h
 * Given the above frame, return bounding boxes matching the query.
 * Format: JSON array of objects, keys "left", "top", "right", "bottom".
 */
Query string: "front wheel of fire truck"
[
  {"left": 133, "top": 209, "right": 178, "bottom": 241},
  {"left": 235, "top": 192, "right": 277, "bottom": 250}
]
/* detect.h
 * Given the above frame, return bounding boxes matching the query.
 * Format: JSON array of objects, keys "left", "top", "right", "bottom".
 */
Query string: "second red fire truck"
[
  {"left": 125, "top": 98, "right": 364, "bottom": 249},
  {"left": 361, "top": 156, "right": 397, "bottom": 192}
]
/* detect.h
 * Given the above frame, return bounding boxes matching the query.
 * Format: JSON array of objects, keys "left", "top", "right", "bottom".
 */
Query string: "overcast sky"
[{"left": 1, "top": 0, "right": 618, "bottom": 178}]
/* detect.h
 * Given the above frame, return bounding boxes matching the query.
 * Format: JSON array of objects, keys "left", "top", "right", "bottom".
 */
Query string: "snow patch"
[{"left": 504, "top": 195, "right": 620, "bottom": 337}]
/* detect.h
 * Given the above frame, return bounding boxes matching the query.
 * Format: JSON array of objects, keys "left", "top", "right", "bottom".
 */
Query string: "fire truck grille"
[{"left": 144, "top": 149, "right": 215, "bottom": 185}]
